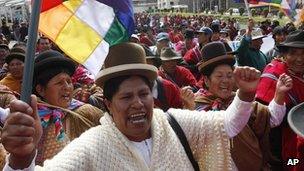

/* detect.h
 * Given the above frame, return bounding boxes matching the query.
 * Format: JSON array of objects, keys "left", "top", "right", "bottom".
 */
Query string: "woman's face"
[
  {"left": 37, "top": 72, "right": 74, "bottom": 108},
  {"left": 285, "top": 48, "right": 304, "bottom": 75},
  {"left": 205, "top": 64, "right": 235, "bottom": 100},
  {"left": 8, "top": 59, "right": 24, "bottom": 79},
  {"left": 105, "top": 76, "right": 154, "bottom": 142}
]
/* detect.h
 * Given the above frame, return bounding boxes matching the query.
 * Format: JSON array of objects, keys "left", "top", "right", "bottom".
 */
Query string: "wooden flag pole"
[
  {"left": 21, "top": 0, "right": 42, "bottom": 104},
  {"left": 244, "top": 0, "right": 252, "bottom": 18}
]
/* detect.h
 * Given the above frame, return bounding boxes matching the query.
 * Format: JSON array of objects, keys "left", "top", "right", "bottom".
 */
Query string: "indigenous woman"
[
  {"left": 195, "top": 42, "right": 290, "bottom": 170},
  {"left": 4, "top": 43, "right": 264, "bottom": 170}
]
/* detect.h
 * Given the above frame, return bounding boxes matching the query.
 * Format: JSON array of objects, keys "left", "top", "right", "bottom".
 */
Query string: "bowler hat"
[
  {"left": 96, "top": 42, "right": 158, "bottom": 87},
  {"left": 0, "top": 44, "right": 9, "bottom": 51},
  {"left": 160, "top": 47, "right": 182, "bottom": 61},
  {"left": 198, "top": 42, "right": 235, "bottom": 74},
  {"left": 34, "top": 50, "right": 76, "bottom": 77},
  {"left": 276, "top": 30, "right": 304, "bottom": 51},
  {"left": 5, "top": 47, "right": 26, "bottom": 64},
  {"left": 288, "top": 102, "right": 304, "bottom": 138}
]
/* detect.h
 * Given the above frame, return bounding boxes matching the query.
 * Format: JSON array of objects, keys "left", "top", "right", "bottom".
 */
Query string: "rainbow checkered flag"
[{"left": 39, "top": 0, "right": 134, "bottom": 76}]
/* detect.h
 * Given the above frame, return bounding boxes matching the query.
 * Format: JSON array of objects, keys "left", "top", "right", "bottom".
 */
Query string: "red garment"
[
  {"left": 183, "top": 45, "right": 202, "bottom": 80},
  {"left": 183, "top": 45, "right": 202, "bottom": 65},
  {"left": 139, "top": 34, "right": 154, "bottom": 47},
  {"left": 296, "top": 137, "right": 304, "bottom": 171},
  {"left": 154, "top": 77, "right": 183, "bottom": 111},
  {"left": 71, "top": 65, "right": 94, "bottom": 86},
  {"left": 256, "top": 59, "right": 304, "bottom": 105},
  {"left": 196, "top": 75, "right": 205, "bottom": 89},
  {"left": 158, "top": 66, "right": 197, "bottom": 88},
  {"left": 256, "top": 59, "right": 304, "bottom": 171},
  {"left": 169, "top": 31, "right": 184, "bottom": 43},
  {"left": 175, "top": 40, "right": 197, "bottom": 57}
]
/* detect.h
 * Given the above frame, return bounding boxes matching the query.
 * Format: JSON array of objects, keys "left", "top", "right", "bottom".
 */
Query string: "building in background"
[
  {"left": 156, "top": 0, "right": 245, "bottom": 12},
  {"left": 0, "top": 0, "right": 30, "bottom": 24},
  {"left": 133, "top": 0, "right": 157, "bottom": 13}
]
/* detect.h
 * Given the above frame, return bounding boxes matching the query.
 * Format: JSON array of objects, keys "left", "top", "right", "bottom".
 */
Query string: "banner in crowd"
[
  {"left": 39, "top": 0, "right": 134, "bottom": 76},
  {"left": 227, "top": 35, "right": 275, "bottom": 54},
  {"left": 248, "top": 0, "right": 297, "bottom": 21},
  {"left": 235, "top": 0, "right": 297, "bottom": 21}
]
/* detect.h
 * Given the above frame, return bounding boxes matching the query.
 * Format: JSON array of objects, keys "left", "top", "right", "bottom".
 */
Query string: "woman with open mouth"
[
  {"left": 1, "top": 42, "right": 286, "bottom": 170},
  {"left": 195, "top": 42, "right": 291, "bottom": 171},
  {"left": 4, "top": 50, "right": 103, "bottom": 166}
]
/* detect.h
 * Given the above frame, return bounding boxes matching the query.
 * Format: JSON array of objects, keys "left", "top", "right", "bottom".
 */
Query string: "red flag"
[
  {"left": 248, "top": 0, "right": 260, "bottom": 4},
  {"left": 40, "top": 0, "right": 63, "bottom": 12}
]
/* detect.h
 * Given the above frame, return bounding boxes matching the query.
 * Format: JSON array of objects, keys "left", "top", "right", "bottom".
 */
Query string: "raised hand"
[
  {"left": 233, "top": 66, "right": 261, "bottom": 102},
  {"left": 1, "top": 95, "right": 42, "bottom": 169},
  {"left": 276, "top": 73, "right": 293, "bottom": 93},
  {"left": 274, "top": 73, "right": 293, "bottom": 105},
  {"left": 247, "top": 18, "right": 254, "bottom": 31},
  {"left": 180, "top": 86, "right": 195, "bottom": 110}
]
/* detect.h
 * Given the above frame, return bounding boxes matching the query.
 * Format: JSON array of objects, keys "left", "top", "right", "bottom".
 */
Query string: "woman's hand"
[
  {"left": 1, "top": 95, "right": 42, "bottom": 169},
  {"left": 233, "top": 66, "right": 261, "bottom": 102}
]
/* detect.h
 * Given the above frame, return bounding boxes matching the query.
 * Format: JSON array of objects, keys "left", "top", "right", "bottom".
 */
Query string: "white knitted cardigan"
[{"left": 35, "top": 109, "right": 232, "bottom": 171}]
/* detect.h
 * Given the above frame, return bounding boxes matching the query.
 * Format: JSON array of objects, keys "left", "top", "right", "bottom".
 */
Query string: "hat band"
[{"left": 198, "top": 55, "right": 234, "bottom": 71}]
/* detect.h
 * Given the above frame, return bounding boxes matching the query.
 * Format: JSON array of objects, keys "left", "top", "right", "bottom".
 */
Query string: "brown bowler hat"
[
  {"left": 160, "top": 47, "right": 182, "bottom": 61},
  {"left": 95, "top": 42, "right": 158, "bottom": 87},
  {"left": 198, "top": 42, "right": 235, "bottom": 75}
]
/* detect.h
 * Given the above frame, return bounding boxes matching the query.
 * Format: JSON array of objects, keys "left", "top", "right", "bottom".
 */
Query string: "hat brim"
[
  {"left": 34, "top": 57, "right": 76, "bottom": 76},
  {"left": 160, "top": 56, "right": 182, "bottom": 61},
  {"left": 288, "top": 102, "right": 304, "bottom": 138},
  {"left": 96, "top": 63, "right": 158, "bottom": 88},
  {"left": 198, "top": 55, "right": 235, "bottom": 74},
  {"left": 252, "top": 35, "right": 267, "bottom": 40},
  {"left": 276, "top": 42, "right": 304, "bottom": 50},
  {"left": 5, "top": 53, "right": 25, "bottom": 64}
]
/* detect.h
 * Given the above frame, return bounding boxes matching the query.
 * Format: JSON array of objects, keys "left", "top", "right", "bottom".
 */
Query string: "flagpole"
[
  {"left": 244, "top": 0, "right": 252, "bottom": 18},
  {"left": 21, "top": 0, "right": 42, "bottom": 104}
]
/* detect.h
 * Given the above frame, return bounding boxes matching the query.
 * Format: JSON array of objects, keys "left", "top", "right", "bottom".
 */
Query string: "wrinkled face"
[
  {"left": 285, "top": 48, "right": 304, "bottom": 75},
  {"left": 105, "top": 76, "right": 154, "bottom": 141},
  {"left": 205, "top": 64, "right": 235, "bottom": 99},
  {"left": 274, "top": 33, "right": 286, "bottom": 44},
  {"left": 38, "top": 38, "right": 51, "bottom": 52},
  {"left": 250, "top": 38, "right": 263, "bottom": 50},
  {"left": 8, "top": 59, "right": 24, "bottom": 79},
  {"left": 162, "top": 60, "right": 177, "bottom": 75},
  {"left": 37, "top": 72, "right": 73, "bottom": 108}
]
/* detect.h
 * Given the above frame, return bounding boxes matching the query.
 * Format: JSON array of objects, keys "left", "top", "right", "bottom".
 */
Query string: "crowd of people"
[{"left": 0, "top": 12, "right": 303, "bottom": 170}]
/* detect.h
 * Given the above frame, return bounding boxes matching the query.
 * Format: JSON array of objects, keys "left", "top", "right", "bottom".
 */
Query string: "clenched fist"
[
  {"left": 233, "top": 66, "right": 261, "bottom": 102},
  {"left": 1, "top": 95, "right": 42, "bottom": 169}
]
